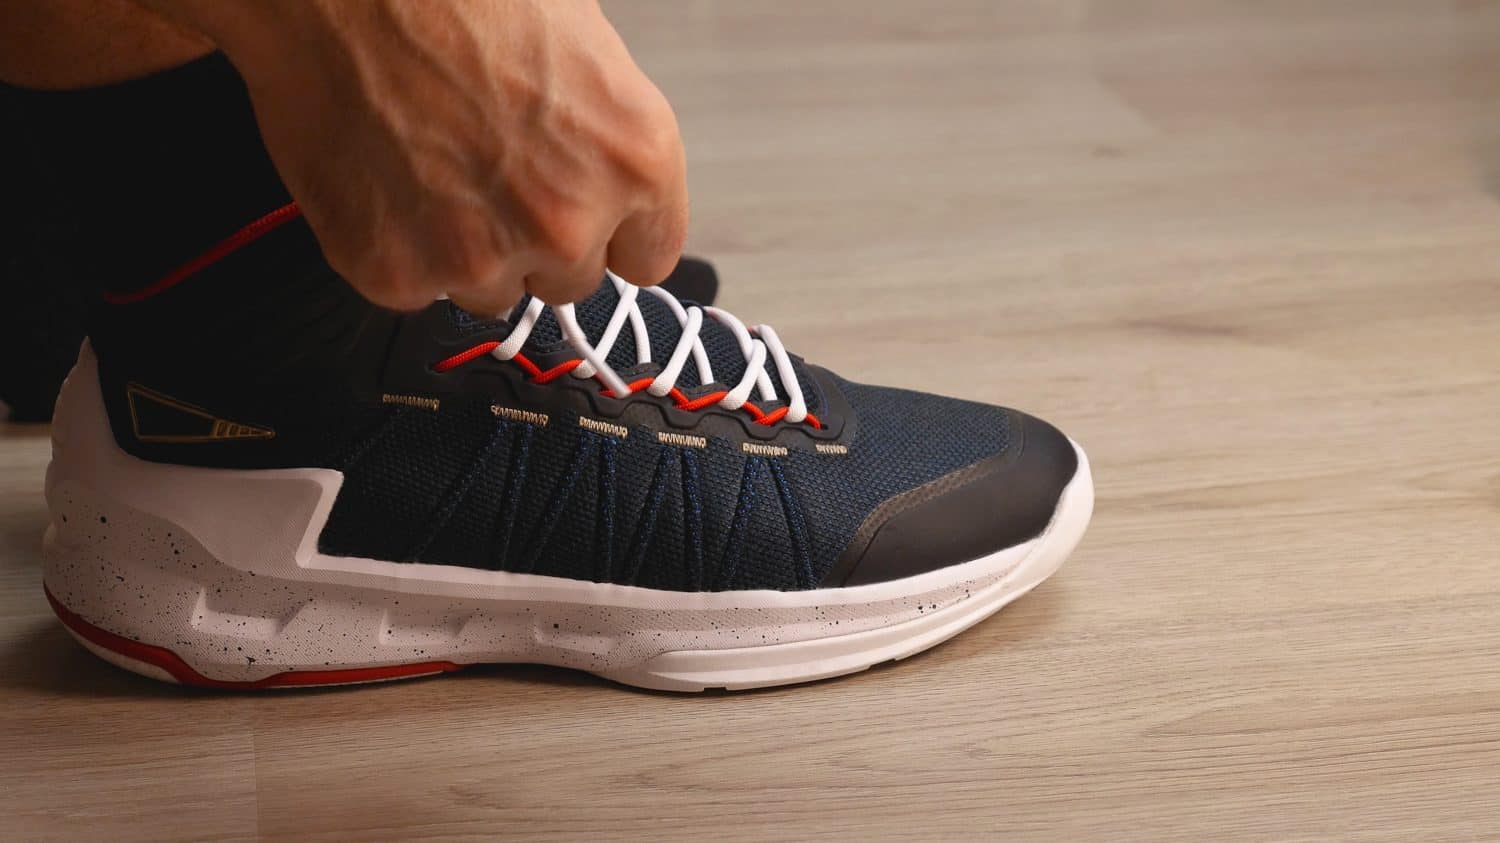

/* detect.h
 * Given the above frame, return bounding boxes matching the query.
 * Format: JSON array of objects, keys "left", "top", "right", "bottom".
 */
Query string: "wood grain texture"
[{"left": 4, "top": 1, "right": 1500, "bottom": 839}]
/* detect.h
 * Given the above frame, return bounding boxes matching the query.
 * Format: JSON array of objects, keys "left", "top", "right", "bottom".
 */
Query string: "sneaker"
[
  {"left": 658, "top": 255, "right": 720, "bottom": 307},
  {"left": 43, "top": 209, "right": 1092, "bottom": 691}
]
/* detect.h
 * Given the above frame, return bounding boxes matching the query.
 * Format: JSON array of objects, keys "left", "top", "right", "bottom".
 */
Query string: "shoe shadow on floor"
[{"left": 0, "top": 620, "right": 193, "bottom": 700}]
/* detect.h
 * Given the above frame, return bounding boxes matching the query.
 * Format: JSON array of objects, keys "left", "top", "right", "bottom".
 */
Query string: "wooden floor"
[{"left": 5, "top": 1, "right": 1500, "bottom": 839}]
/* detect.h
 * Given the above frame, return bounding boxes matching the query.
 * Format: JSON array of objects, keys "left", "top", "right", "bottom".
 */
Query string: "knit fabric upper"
[
  {"left": 317, "top": 358, "right": 1012, "bottom": 591},
  {"left": 95, "top": 252, "right": 1021, "bottom": 592}
]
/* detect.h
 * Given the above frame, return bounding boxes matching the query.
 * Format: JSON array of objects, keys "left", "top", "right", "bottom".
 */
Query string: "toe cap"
[{"left": 821, "top": 411, "right": 1078, "bottom": 588}]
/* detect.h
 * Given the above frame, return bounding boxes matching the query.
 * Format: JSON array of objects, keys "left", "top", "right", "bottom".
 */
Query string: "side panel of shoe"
[{"left": 43, "top": 344, "right": 1093, "bottom": 690}]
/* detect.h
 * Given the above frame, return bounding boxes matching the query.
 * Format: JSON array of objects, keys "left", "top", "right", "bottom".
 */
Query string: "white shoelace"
[{"left": 492, "top": 271, "right": 809, "bottom": 424}]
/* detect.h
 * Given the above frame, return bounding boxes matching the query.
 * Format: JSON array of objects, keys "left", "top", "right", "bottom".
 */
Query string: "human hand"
[{"left": 140, "top": 0, "right": 688, "bottom": 313}]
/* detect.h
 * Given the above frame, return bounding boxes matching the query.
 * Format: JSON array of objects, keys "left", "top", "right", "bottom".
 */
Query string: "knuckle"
[
  {"left": 535, "top": 212, "right": 601, "bottom": 268},
  {"left": 446, "top": 245, "right": 504, "bottom": 289},
  {"left": 530, "top": 272, "right": 601, "bottom": 306},
  {"left": 617, "top": 207, "right": 689, "bottom": 285},
  {"left": 312, "top": 217, "right": 443, "bottom": 312},
  {"left": 439, "top": 212, "right": 508, "bottom": 286},
  {"left": 628, "top": 117, "right": 684, "bottom": 186},
  {"left": 607, "top": 87, "right": 682, "bottom": 187}
]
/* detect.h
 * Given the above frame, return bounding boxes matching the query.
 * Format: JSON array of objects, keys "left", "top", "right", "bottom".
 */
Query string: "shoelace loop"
[{"left": 489, "top": 272, "right": 813, "bottom": 426}]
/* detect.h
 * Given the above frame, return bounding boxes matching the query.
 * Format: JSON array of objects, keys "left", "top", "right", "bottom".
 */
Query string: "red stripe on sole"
[
  {"left": 104, "top": 202, "right": 304, "bottom": 305},
  {"left": 45, "top": 586, "right": 465, "bottom": 689}
]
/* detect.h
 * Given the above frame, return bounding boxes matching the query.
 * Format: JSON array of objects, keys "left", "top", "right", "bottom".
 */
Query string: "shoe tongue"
[
  {"left": 520, "top": 278, "right": 625, "bottom": 351},
  {"left": 448, "top": 275, "right": 819, "bottom": 410}
]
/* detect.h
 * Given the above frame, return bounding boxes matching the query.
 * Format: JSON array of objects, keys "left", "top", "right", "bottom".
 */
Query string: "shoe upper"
[{"left": 88, "top": 221, "right": 1078, "bottom": 592}]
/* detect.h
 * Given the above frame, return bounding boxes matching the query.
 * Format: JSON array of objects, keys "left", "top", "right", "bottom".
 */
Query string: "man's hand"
[{"left": 138, "top": 0, "right": 688, "bottom": 313}]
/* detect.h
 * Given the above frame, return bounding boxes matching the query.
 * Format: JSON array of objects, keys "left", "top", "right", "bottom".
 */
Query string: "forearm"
[
  {"left": 127, "top": 0, "right": 334, "bottom": 77},
  {"left": 0, "top": 0, "right": 211, "bottom": 88}
]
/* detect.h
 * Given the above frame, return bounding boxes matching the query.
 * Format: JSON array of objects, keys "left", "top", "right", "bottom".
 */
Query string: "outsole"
[{"left": 47, "top": 587, "right": 467, "bottom": 689}]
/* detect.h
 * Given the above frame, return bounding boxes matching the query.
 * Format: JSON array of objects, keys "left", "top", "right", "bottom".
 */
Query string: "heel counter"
[{"left": 44, "top": 337, "right": 344, "bottom": 580}]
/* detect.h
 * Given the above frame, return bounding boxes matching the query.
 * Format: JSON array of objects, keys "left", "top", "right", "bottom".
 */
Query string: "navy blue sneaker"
[{"left": 43, "top": 207, "right": 1092, "bottom": 691}]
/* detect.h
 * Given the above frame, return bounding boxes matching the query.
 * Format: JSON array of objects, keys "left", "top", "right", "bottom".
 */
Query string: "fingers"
[
  {"left": 320, "top": 234, "right": 436, "bottom": 313},
  {"left": 238, "top": 0, "right": 692, "bottom": 316},
  {"left": 376, "top": 209, "right": 675, "bottom": 314},
  {"left": 607, "top": 194, "right": 689, "bottom": 288},
  {"left": 523, "top": 244, "right": 610, "bottom": 306},
  {"left": 313, "top": 94, "right": 687, "bottom": 311},
  {"left": 430, "top": 210, "right": 525, "bottom": 317},
  {"left": 522, "top": 193, "right": 685, "bottom": 304},
  {"left": 518, "top": 203, "right": 612, "bottom": 305},
  {"left": 329, "top": 197, "right": 673, "bottom": 314},
  {"left": 446, "top": 281, "right": 523, "bottom": 320},
  {"left": 605, "top": 107, "right": 689, "bottom": 287}
]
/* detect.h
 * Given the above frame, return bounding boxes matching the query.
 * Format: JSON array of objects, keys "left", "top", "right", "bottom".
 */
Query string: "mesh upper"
[{"left": 318, "top": 366, "right": 1014, "bottom": 591}]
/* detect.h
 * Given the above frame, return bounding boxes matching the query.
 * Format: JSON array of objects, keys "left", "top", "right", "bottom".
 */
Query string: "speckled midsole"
[{"left": 43, "top": 478, "right": 1064, "bottom": 683}]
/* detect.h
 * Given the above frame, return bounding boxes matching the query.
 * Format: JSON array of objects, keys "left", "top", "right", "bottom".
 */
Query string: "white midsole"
[{"left": 42, "top": 344, "right": 1093, "bottom": 690}]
